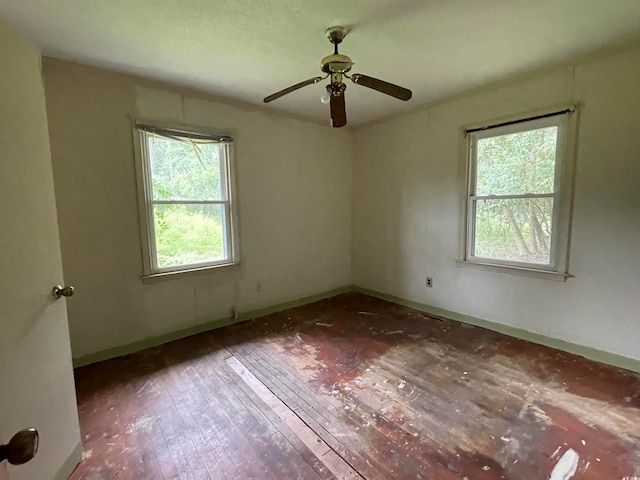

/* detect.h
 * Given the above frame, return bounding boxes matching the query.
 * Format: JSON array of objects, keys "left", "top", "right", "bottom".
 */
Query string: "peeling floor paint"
[
  {"left": 70, "top": 293, "right": 640, "bottom": 480},
  {"left": 550, "top": 448, "right": 580, "bottom": 480}
]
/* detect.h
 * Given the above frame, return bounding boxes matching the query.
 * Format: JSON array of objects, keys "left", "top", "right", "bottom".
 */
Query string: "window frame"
[
  {"left": 460, "top": 107, "right": 578, "bottom": 280},
  {"left": 132, "top": 121, "right": 240, "bottom": 280}
]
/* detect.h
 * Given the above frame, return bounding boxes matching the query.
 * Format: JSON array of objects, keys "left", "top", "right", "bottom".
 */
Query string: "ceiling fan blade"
[
  {"left": 263, "top": 77, "right": 324, "bottom": 103},
  {"left": 330, "top": 90, "right": 347, "bottom": 128},
  {"left": 350, "top": 74, "right": 412, "bottom": 101}
]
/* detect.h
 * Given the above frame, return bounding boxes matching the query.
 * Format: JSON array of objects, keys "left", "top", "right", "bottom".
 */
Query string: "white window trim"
[
  {"left": 458, "top": 105, "right": 579, "bottom": 281},
  {"left": 132, "top": 120, "right": 240, "bottom": 281}
]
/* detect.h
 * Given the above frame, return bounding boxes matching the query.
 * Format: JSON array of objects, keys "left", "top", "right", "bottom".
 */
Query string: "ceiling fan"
[{"left": 263, "top": 26, "right": 412, "bottom": 128}]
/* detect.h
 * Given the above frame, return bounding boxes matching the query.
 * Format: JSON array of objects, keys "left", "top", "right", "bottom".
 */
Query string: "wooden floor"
[{"left": 70, "top": 293, "right": 640, "bottom": 479}]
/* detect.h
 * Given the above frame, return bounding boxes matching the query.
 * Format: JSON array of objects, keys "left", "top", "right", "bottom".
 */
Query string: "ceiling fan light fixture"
[{"left": 320, "top": 86, "right": 331, "bottom": 104}]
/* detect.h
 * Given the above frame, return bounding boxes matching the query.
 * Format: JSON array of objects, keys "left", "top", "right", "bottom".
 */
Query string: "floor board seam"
[{"left": 226, "top": 354, "right": 365, "bottom": 480}]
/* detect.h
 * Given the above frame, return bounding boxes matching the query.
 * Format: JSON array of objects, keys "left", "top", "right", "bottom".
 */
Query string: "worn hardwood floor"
[{"left": 70, "top": 293, "right": 640, "bottom": 479}]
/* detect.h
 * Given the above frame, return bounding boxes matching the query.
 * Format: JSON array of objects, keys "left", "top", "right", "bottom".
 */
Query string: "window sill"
[
  {"left": 142, "top": 262, "right": 240, "bottom": 284},
  {"left": 455, "top": 260, "right": 572, "bottom": 282}
]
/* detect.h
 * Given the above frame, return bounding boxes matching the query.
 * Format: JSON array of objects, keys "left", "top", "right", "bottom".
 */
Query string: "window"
[
  {"left": 133, "top": 124, "right": 238, "bottom": 277},
  {"left": 463, "top": 110, "right": 575, "bottom": 277}
]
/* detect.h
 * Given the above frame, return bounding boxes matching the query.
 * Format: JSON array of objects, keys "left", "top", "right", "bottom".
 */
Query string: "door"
[{"left": 0, "top": 19, "right": 81, "bottom": 480}]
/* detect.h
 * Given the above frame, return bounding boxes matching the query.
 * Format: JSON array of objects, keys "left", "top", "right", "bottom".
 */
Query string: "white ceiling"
[{"left": 2, "top": 0, "right": 640, "bottom": 127}]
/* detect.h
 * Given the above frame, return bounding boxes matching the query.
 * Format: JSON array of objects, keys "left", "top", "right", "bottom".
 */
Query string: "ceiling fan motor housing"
[{"left": 321, "top": 53, "right": 353, "bottom": 74}]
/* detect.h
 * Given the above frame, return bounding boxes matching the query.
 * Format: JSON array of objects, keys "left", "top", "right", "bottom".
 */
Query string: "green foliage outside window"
[
  {"left": 474, "top": 127, "right": 557, "bottom": 264},
  {"left": 147, "top": 134, "right": 227, "bottom": 268},
  {"left": 153, "top": 205, "right": 225, "bottom": 267}
]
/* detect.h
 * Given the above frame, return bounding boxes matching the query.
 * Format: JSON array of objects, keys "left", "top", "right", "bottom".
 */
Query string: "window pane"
[
  {"left": 476, "top": 126, "right": 557, "bottom": 196},
  {"left": 148, "top": 134, "right": 224, "bottom": 200},
  {"left": 153, "top": 204, "right": 227, "bottom": 268},
  {"left": 474, "top": 197, "right": 553, "bottom": 265}
]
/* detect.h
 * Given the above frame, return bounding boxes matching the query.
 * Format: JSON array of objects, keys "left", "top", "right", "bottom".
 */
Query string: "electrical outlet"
[{"left": 426, "top": 276, "right": 433, "bottom": 288}]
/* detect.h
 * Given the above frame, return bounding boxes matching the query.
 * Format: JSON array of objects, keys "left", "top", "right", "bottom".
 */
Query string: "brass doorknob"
[
  {"left": 52, "top": 285, "right": 74, "bottom": 299},
  {"left": 0, "top": 428, "right": 39, "bottom": 465}
]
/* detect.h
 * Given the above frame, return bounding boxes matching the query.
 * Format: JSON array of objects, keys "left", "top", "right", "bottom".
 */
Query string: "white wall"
[
  {"left": 43, "top": 61, "right": 352, "bottom": 359},
  {"left": 0, "top": 20, "right": 80, "bottom": 480},
  {"left": 353, "top": 45, "right": 640, "bottom": 362}
]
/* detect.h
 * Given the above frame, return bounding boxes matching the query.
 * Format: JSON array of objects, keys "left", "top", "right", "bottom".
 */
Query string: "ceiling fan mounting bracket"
[{"left": 325, "top": 26, "right": 347, "bottom": 45}]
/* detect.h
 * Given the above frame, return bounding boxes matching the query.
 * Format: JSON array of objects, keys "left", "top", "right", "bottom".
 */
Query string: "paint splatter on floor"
[{"left": 550, "top": 448, "right": 579, "bottom": 480}]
